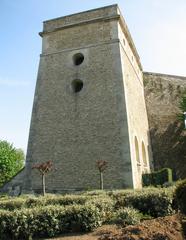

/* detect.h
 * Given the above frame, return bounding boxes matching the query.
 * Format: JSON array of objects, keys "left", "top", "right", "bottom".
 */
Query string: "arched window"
[
  {"left": 134, "top": 136, "right": 140, "bottom": 165},
  {"left": 142, "top": 141, "right": 147, "bottom": 167}
]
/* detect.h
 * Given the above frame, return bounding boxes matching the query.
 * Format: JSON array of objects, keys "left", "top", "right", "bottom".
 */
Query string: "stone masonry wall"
[
  {"left": 144, "top": 72, "right": 186, "bottom": 179},
  {"left": 118, "top": 24, "right": 152, "bottom": 188},
  {"left": 25, "top": 5, "right": 136, "bottom": 192}
]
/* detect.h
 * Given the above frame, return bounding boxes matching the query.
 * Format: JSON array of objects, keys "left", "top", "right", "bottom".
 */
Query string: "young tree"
[
  {"left": 96, "top": 160, "right": 108, "bottom": 190},
  {"left": 0, "top": 140, "right": 24, "bottom": 187},
  {"left": 32, "top": 161, "right": 53, "bottom": 196}
]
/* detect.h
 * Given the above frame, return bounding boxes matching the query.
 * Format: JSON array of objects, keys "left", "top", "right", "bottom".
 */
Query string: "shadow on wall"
[{"left": 150, "top": 121, "right": 186, "bottom": 180}]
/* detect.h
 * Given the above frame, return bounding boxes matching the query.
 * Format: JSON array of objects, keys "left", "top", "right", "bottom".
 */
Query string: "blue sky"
[{"left": 0, "top": 0, "right": 186, "bottom": 153}]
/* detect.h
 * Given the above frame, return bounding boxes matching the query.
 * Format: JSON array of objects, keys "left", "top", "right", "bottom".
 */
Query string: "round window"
[
  {"left": 71, "top": 79, "right": 83, "bottom": 93},
  {"left": 73, "top": 53, "right": 84, "bottom": 66}
]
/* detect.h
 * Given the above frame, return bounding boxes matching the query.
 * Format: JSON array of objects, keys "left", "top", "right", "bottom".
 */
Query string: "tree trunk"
[
  {"left": 100, "top": 172, "right": 103, "bottom": 190},
  {"left": 42, "top": 174, "right": 46, "bottom": 196}
]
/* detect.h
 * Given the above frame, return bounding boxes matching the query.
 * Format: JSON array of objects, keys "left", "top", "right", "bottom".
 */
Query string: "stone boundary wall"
[{"left": 144, "top": 72, "right": 186, "bottom": 179}]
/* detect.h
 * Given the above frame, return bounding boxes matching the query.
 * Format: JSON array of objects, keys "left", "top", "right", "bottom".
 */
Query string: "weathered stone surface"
[
  {"left": 144, "top": 72, "right": 186, "bottom": 179},
  {"left": 0, "top": 168, "right": 25, "bottom": 194}
]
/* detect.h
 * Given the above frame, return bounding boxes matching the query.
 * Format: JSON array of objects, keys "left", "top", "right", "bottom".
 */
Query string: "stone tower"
[{"left": 1, "top": 5, "right": 152, "bottom": 193}]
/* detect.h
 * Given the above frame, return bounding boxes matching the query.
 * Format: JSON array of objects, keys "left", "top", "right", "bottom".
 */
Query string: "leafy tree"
[
  {"left": 0, "top": 140, "right": 25, "bottom": 187},
  {"left": 96, "top": 160, "right": 108, "bottom": 190},
  {"left": 32, "top": 161, "right": 53, "bottom": 196}
]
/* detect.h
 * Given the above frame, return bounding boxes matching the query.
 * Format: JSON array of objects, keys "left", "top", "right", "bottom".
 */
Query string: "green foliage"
[
  {"left": 0, "top": 204, "right": 102, "bottom": 239},
  {"left": 83, "top": 190, "right": 108, "bottom": 196},
  {"left": 0, "top": 194, "right": 90, "bottom": 211},
  {"left": 174, "top": 179, "right": 186, "bottom": 214},
  {"left": 0, "top": 140, "right": 24, "bottom": 187},
  {"left": 142, "top": 168, "right": 173, "bottom": 187},
  {"left": 86, "top": 196, "right": 115, "bottom": 222},
  {"left": 0, "top": 195, "right": 114, "bottom": 224},
  {"left": 0, "top": 194, "right": 8, "bottom": 200},
  {"left": 114, "top": 188, "right": 174, "bottom": 217},
  {"left": 0, "top": 198, "right": 25, "bottom": 211},
  {"left": 178, "top": 90, "right": 186, "bottom": 122},
  {"left": 46, "top": 194, "right": 88, "bottom": 206},
  {"left": 0, "top": 187, "right": 177, "bottom": 239},
  {"left": 111, "top": 207, "right": 141, "bottom": 226},
  {"left": 108, "top": 189, "right": 136, "bottom": 199}
]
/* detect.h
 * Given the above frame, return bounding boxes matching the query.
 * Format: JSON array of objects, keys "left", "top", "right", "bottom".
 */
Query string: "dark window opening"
[
  {"left": 73, "top": 53, "right": 84, "bottom": 66},
  {"left": 71, "top": 79, "right": 83, "bottom": 93}
]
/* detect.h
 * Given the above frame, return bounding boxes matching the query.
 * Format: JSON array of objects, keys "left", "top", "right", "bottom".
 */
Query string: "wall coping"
[{"left": 144, "top": 71, "right": 186, "bottom": 81}]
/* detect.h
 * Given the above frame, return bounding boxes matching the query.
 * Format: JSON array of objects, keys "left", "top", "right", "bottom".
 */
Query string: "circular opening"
[
  {"left": 73, "top": 53, "right": 84, "bottom": 66},
  {"left": 71, "top": 79, "right": 83, "bottom": 93}
]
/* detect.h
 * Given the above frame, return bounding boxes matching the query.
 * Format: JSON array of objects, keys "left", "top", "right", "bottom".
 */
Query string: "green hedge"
[
  {"left": 0, "top": 195, "right": 90, "bottom": 211},
  {"left": 174, "top": 179, "right": 186, "bottom": 215},
  {"left": 110, "top": 207, "right": 141, "bottom": 226},
  {"left": 142, "top": 168, "right": 173, "bottom": 187},
  {"left": 114, "top": 188, "right": 174, "bottom": 217},
  {"left": 0, "top": 187, "right": 177, "bottom": 239},
  {"left": 83, "top": 190, "right": 108, "bottom": 196},
  {"left": 86, "top": 196, "right": 115, "bottom": 222},
  {"left": 0, "top": 188, "right": 175, "bottom": 218},
  {"left": 0, "top": 204, "right": 102, "bottom": 239}
]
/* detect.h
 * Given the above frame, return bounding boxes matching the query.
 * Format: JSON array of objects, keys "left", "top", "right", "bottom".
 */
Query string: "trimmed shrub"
[
  {"left": 142, "top": 173, "right": 152, "bottom": 186},
  {"left": 0, "top": 204, "right": 102, "bottom": 239},
  {"left": 142, "top": 168, "right": 173, "bottom": 187},
  {"left": 174, "top": 179, "right": 186, "bottom": 214},
  {"left": 0, "top": 187, "right": 176, "bottom": 239},
  {"left": 86, "top": 196, "right": 115, "bottom": 222},
  {"left": 111, "top": 207, "right": 141, "bottom": 226},
  {"left": 108, "top": 189, "right": 134, "bottom": 198},
  {"left": 0, "top": 198, "right": 25, "bottom": 210},
  {"left": 83, "top": 190, "right": 108, "bottom": 196},
  {"left": 45, "top": 195, "right": 88, "bottom": 206},
  {"left": 0, "top": 195, "right": 8, "bottom": 200},
  {"left": 0, "top": 195, "right": 90, "bottom": 211},
  {"left": 60, "top": 204, "right": 102, "bottom": 232},
  {"left": 114, "top": 188, "right": 174, "bottom": 217}
]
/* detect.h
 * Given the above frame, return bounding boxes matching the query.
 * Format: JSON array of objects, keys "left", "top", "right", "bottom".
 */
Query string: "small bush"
[
  {"left": 86, "top": 196, "right": 115, "bottom": 222},
  {"left": 0, "top": 204, "right": 102, "bottom": 239},
  {"left": 111, "top": 207, "right": 141, "bottom": 226},
  {"left": 174, "top": 179, "right": 186, "bottom": 214},
  {"left": 114, "top": 188, "right": 174, "bottom": 217},
  {"left": 142, "top": 168, "right": 173, "bottom": 187}
]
